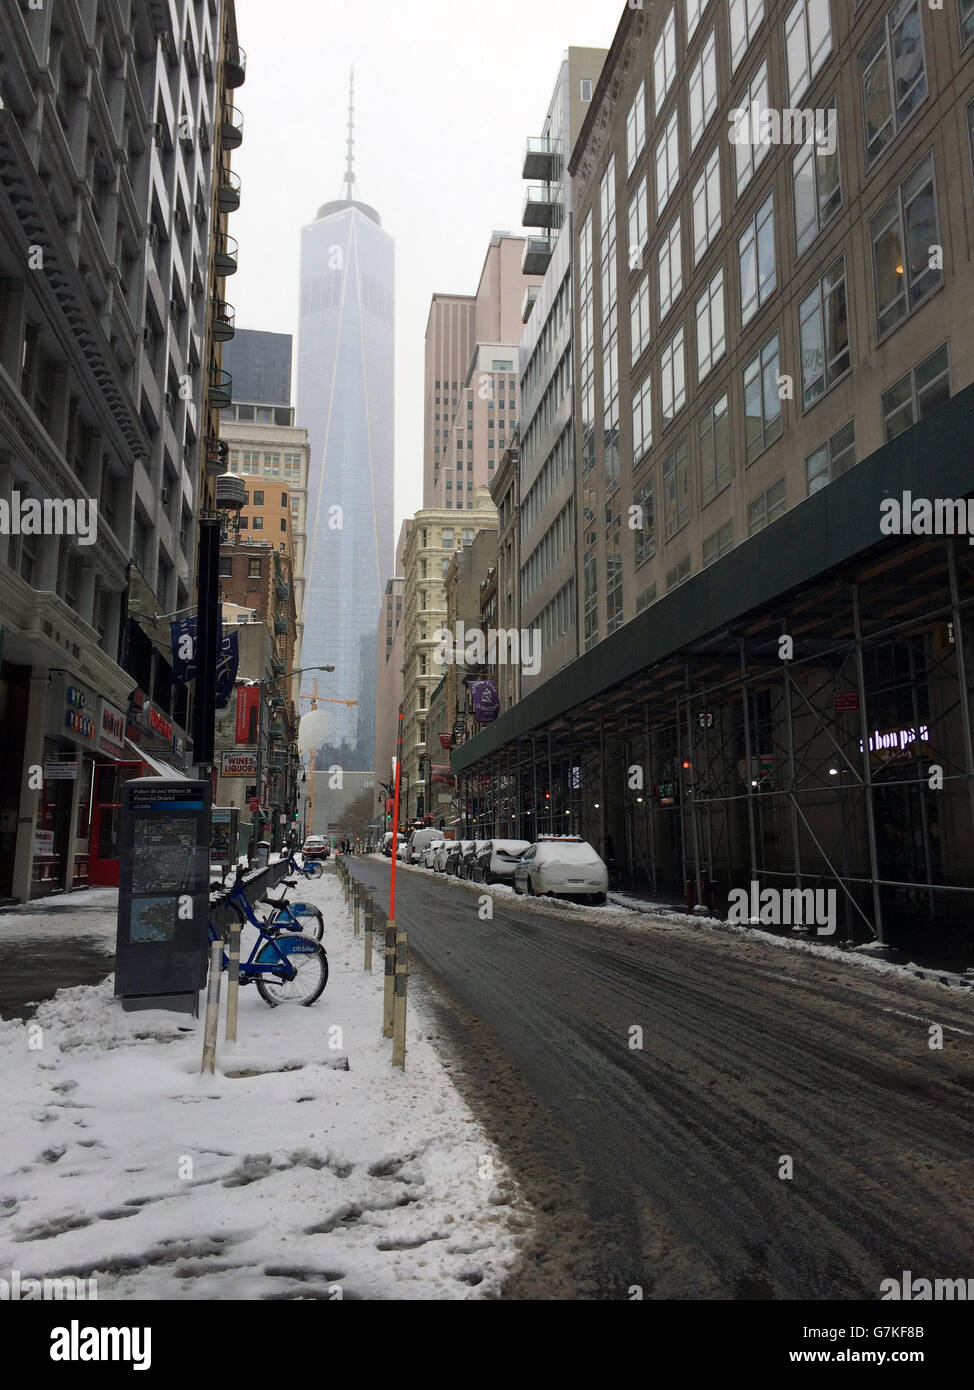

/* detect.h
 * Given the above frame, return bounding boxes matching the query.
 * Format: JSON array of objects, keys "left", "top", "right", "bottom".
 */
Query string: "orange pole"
[{"left": 389, "top": 706, "right": 403, "bottom": 919}]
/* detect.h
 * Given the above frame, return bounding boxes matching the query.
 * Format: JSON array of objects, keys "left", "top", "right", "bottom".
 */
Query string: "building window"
[
  {"left": 280, "top": 519, "right": 287, "bottom": 533},
  {"left": 686, "top": 0, "right": 708, "bottom": 42},
  {"left": 654, "top": 8, "right": 677, "bottom": 115},
  {"left": 734, "top": 61, "right": 770, "bottom": 194},
  {"left": 441, "top": 529, "right": 454, "bottom": 546},
  {"left": 729, "top": 0, "right": 765, "bottom": 73},
  {"left": 861, "top": 0, "right": 927, "bottom": 165},
  {"left": 881, "top": 343, "right": 950, "bottom": 441},
  {"left": 747, "top": 477, "right": 786, "bottom": 534},
  {"left": 581, "top": 78, "right": 593, "bottom": 101},
  {"left": 666, "top": 554, "right": 692, "bottom": 591},
  {"left": 786, "top": 0, "right": 833, "bottom": 106},
  {"left": 806, "top": 420, "right": 856, "bottom": 493},
  {"left": 743, "top": 333, "right": 784, "bottom": 464},
  {"left": 253, "top": 516, "right": 263, "bottom": 530},
  {"left": 253, "top": 490, "right": 264, "bottom": 505},
  {"left": 793, "top": 98, "right": 841, "bottom": 256},
  {"left": 634, "top": 475, "right": 656, "bottom": 566},
  {"left": 248, "top": 558, "right": 261, "bottom": 577},
  {"left": 689, "top": 29, "right": 718, "bottom": 151},
  {"left": 632, "top": 374, "right": 653, "bottom": 466},
  {"left": 871, "top": 152, "right": 942, "bottom": 339},
  {"left": 696, "top": 265, "right": 726, "bottom": 382},
  {"left": 699, "top": 391, "right": 731, "bottom": 505},
  {"left": 798, "top": 255, "right": 850, "bottom": 408},
  {"left": 655, "top": 109, "right": 680, "bottom": 214},
  {"left": 418, "top": 688, "right": 427, "bottom": 711},
  {"left": 658, "top": 217, "right": 683, "bottom": 321},
  {"left": 629, "top": 176, "right": 649, "bottom": 272},
  {"left": 239, "top": 516, "right": 249, "bottom": 529},
  {"left": 962, "top": 0, "right": 974, "bottom": 46},
  {"left": 219, "top": 557, "right": 233, "bottom": 577},
  {"left": 692, "top": 146, "right": 721, "bottom": 265},
  {"left": 663, "top": 438, "right": 690, "bottom": 538},
  {"left": 660, "top": 328, "right": 686, "bottom": 422},
  {"left": 636, "top": 582, "right": 658, "bottom": 613},
  {"left": 739, "top": 192, "right": 776, "bottom": 327},
  {"left": 441, "top": 558, "right": 450, "bottom": 578},
  {"left": 626, "top": 78, "right": 646, "bottom": 176},
  {"left": 631, "top": 275, "right": 652, "bottom": 365},
  {"left": 702, "top": 519, "right": 734, "bottom": 567}
]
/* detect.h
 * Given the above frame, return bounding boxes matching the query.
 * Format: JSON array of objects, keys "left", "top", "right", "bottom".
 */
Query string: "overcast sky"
[{"left": 230, "top": 0, "right": 620, "bottom": 535}]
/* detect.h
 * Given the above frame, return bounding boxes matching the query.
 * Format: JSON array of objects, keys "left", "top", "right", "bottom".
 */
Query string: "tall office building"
[{"left": 296, "top": 74, "right": 394, "bottom": 770}]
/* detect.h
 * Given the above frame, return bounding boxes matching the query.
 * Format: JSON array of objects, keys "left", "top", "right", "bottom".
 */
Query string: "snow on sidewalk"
[{"left": 0, "top": 871, "right": 525, "bottom": 1300}]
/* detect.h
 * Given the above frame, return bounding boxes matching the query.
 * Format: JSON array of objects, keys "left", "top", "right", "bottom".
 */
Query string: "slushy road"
[{"left": 347, "top": 856, "right": 974, "bottom": 1300}]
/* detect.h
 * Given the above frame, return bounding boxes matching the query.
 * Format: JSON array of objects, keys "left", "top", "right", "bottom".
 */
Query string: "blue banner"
[
  {"left": 215, "top": 628, "right": 239, "bottom": 709},
  {"left": 470, "top": 679, "right": 499, "bottom": 724}
]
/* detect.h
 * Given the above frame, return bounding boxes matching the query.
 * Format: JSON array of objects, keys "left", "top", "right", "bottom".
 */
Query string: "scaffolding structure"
[{"left": 455, "top": 538, "right": 974, "bottom": 948}]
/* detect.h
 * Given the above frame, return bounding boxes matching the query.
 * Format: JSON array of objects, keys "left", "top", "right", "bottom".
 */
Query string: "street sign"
[
  {"left": 835, "top": 690, "right": 860, "bottom": 713},
  {"left": 249, "top": 797, "right": 260, "bottom": 812}
]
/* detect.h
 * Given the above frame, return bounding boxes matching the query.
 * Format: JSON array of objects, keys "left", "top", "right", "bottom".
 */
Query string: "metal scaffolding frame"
[{"left": 454, "top": 538, "right": 974, "bottom": 943}]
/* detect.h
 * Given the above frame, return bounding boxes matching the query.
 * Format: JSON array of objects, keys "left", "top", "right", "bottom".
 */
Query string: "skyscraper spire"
[{"left": 341, "top": 67, "right": 355, "bottom": 201}]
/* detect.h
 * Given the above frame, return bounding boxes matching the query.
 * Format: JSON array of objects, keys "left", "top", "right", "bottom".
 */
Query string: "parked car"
[
  {"left": 381, "top": 831, "right": 406, "bottom": 858},
  {"left": 432, "top": 839, "right": 455, "bottom": 872},
  {"left": 458, "top": 840, "right": 490, "bottom": 879},
  {"left": 511, "top": 836, "right": 608, "bottom": 904},
  {"left": 408, "top": 827, "right": 442, "bottom": 864},
  {"left": 302, "top": 835, "right": 329, "bottom": 861},
  {"left": 397, "top": 839, "right": 412, "bottom": 862},
  {"left": 445, "top": 839, "right": 473, "bottom": 876},
  {"left": 423, "top": 839, "right": 446, "bottom": 869},
  {"left": 472, "top": 838, "right": 531, "bottom": 884}
]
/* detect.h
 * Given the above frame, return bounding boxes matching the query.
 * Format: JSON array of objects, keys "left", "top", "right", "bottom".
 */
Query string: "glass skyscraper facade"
[{"left": 297, "top": 194, "right": 394, "bottom": 769}]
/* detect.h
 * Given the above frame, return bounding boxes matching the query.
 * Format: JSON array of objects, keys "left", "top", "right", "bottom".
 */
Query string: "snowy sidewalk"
[{"left": 0, "top": 871, "right": 525, "bottom": 1299}]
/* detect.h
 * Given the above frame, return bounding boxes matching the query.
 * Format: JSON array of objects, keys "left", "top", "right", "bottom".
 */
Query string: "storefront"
[{"left": 34, "top": 676, "right": 101, "bottom": 896}]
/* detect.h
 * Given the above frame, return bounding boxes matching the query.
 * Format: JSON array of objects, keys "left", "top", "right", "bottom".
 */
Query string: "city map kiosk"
[{"left": 115, "top": 778, "right": 211, "bottom": 1015}]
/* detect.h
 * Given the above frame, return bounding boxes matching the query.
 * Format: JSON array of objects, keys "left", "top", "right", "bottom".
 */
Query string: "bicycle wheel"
[
  {"left": 264, "top": 905, "right": 324, "bottom": 942},
  {"left": 254, "top": 936, "right": 328, "bottom": 1006},
  {"left": 301, "top": 861, "right": 324, "bottom": 879}
]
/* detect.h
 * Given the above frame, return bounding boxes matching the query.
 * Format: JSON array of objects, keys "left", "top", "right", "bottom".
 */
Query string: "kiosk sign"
[{"left": 115, "top": 779, "right": 211, "bottom": 1015}]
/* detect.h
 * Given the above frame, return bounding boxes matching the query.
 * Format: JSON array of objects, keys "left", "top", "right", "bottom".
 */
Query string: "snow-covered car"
[
  {"left": 423, "top": 839, "right": 446, "bottom": 869},
  {"left": 445, "top": 840, "right": 473, "bottom": 876},
  {"left": 472, "top": 838, "right": 531, "bottom": 884},
  {"left": 381, "top": 832, "right": 406, "bottom": 858},
  {"left": 397, "top": 840, "right": 411, "bottom": 862},
  {"left": 511, "top": 836, "right": 608, "bottom": 904},
  {"left": 302, "top": 835, "right": 329, "bottom": 861},
  {"left": 408, "top": 828, "right": 441, "bottom": 864},
  {"left": 458, "top": 840, "right": 490, "bottom": 879},
  {"left": 432, "top": 839, "right": 455, "bottom": 872}
]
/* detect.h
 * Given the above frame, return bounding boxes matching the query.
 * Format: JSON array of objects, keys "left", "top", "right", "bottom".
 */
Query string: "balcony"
[
  {"left": 208, "top": 367, "right": 232, "bottom": 409},
  {"left": 210, "top": 297, "right": 235, "bottom": 341},
  {"left": 217, "top": 165, "right": 240, "bottom": 213},
  {"left": 206, "top": 436, "right": 231, "bottom": 475},
  {"left": 224, "top": 42, "right": 247, "bottom": 89},
  {"left": 522, "top": 184, "right": 563, "bottom": 229},
  {"left": 522, "top": 136, "right": 561, "bottom": 181},
  {"left": 221, "top": 104, "right": 244, "bottom": 150},
  {"left": 214, "top": 232, "right": 239, "bottom": 276},
  {"left": 522, "top": 235, "right": 554, "bottom": 276},
  {"left": 521, "top": 285, "right": 539, "bottom": 324}
]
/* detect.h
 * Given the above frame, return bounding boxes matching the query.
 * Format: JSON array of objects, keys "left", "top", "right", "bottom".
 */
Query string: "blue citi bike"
[{"left": 208, "top": 868, "right": 328, "bottom": 1007}]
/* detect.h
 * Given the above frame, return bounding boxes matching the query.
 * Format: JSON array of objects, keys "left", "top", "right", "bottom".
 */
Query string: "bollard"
[
  {"left": 392, "top": 924, "right": 408, "bottom": 1069},
  {"left": 353, "top": 882, "right": 361, "bottom": 936},
  {"left": 364, "top": 893, "right": 374, "bottom": 970},
  {"left": 225, "top": 918, "right": 241, "bottom": 1042},
  {"left": 383, "top": 917, "right": 396, "bottom": 1037},
  {"left": 201, "top": 937, "right": 224, "bottom": 1074}
]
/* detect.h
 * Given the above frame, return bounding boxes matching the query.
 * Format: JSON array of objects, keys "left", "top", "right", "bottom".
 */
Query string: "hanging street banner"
[
  {"left": 469, "top": 679, "right": 500, "bottom": 724},
  {"left": 215, "top": 629, "right": 239, "bottom": 710},
  {"left": 235, "top": 684, "right": 261, "bottom": 745}
]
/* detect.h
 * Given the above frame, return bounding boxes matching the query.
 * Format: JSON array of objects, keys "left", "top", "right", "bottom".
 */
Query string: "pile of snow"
[{"left": 0, "top": 871, "right": 525, "bottom": 1299}]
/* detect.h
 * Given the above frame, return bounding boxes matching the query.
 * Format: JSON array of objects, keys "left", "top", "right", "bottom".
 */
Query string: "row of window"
[
  {"left": 520, "top": 501, "right": 575, "bottom": 605},
  {"left": 520, "top": 425, "right": 573, "bottom": 542}
]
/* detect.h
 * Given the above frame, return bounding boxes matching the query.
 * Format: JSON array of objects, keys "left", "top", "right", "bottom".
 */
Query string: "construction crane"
[{"left": 297, "top": 677, "right": 358, "bottom": 840}]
